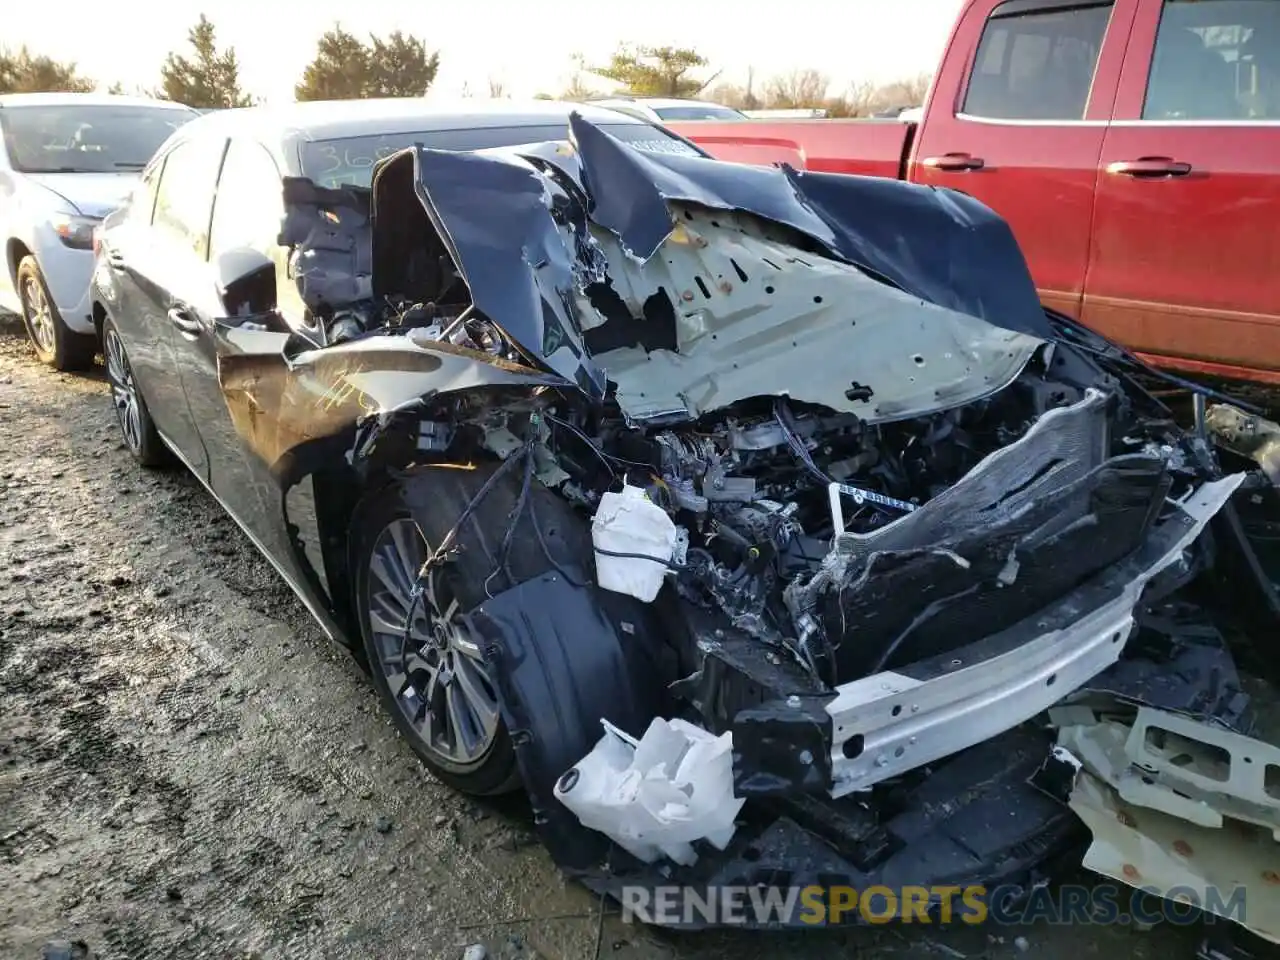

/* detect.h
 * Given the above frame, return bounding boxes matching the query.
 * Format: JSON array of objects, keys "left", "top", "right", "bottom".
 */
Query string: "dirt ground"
[{"left": 0, "top": 312, "right": 1245, "bottom": 960}]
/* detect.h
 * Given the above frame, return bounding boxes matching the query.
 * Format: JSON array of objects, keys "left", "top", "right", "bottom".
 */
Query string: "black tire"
[
  {"left": 351, "top": 462, "right": 592, "bottom": 796},
  {"left": 17, "top": 256, "right": 96, "bottom": 371},
  {"left": 102, "top": 316, "right": 169, "bottom": 468}
]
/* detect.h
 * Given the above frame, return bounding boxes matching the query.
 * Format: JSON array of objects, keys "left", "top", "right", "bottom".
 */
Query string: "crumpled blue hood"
[{"left": 379, "top": 112, "right": 1054, "bottom": 397}]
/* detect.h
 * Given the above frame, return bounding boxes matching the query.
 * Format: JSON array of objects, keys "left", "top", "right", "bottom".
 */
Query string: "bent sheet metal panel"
[
  {"left": 824, "top": 473, "right": 1245, "bottom": 795},
  {"left": 1064, "top": 757, "right": 1280, "bottom": 943},
  {"left": 399, "top": 145, "right": 606, "bottom": 398},
  {"left": 215, "top": 327, "right": 568, "bottom": 469},
  {"left": 1059, "top": 707, "right": 1280, "bottom": 840},
  {"left": 589, "top": 204, "right": 1043, "bottom": 423}
]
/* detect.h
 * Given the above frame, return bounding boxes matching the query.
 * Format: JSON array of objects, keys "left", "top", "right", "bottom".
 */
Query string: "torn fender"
[{"left": 215, "top": 326, "right": 569, "bottom": 470}]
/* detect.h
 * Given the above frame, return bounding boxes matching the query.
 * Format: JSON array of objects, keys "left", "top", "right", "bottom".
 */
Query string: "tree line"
[
  {"left": 0, "top": 17, "right": 440, "bottom": 106},
  {"left": 0, "top": 18, "right": 929, "bottom": 118}
]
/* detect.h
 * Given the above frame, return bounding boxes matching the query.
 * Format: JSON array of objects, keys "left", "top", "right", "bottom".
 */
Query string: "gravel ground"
[{"left": 0, "top": 312, "right": 1248, "bottom": 960}]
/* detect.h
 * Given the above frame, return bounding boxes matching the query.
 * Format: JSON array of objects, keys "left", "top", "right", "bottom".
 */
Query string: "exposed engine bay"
[{"left": 210, "top": 114, "right": 1280, "bottom": 937}]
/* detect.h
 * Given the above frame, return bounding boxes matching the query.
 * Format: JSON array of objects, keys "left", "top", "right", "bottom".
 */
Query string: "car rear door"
[
  {"left": 1083, "top": 0, "right": 1280, "bottom": 383},
  {"left": 130, "top": 135, "right": 227, "bottom": 479},
  {"left": 909, "top": 0, "right": 1137, "bottom": 318},
  {"left": 96, "top": 157, "right": 194, "bottom": 441}
]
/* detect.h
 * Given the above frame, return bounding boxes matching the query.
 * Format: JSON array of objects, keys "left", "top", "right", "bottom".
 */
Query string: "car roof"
[
  {"left": 178, "top": 97, "right": 658, "bottom": 148},
  {"left": 592, "top": 97, "right": 732, "bottom": 110},
  {"left": 0, "top": 92, "right": 196, "bottom": 111}
]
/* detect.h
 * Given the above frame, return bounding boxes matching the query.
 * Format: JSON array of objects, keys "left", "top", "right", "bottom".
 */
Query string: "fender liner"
[{"left": 466, "top": 572, "right": 671, "bottom": 872}]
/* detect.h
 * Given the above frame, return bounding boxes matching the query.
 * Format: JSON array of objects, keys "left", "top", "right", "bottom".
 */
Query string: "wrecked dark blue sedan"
[{"left": 88, "top": 98, "right": 1280, "bottom": 938}]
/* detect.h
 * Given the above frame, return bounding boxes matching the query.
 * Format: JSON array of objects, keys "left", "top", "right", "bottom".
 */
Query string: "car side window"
[
  {"left": 208, "top": 139, "right": 284, "bottom": 259},
  {"left": 152, "top": 138, "right": 225, "bottom": 259},
  {"left": 963, "top": 1, "right": 1113, "bottom": 120},
  {"left": 1144, "top": 0, "right": 1280, "bottom": 120},
  {"left": 128, "top": 159, "right": 165, "bottom": 224}
]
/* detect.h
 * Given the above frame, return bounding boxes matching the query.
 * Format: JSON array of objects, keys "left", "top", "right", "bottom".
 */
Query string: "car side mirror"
[
  {"left": 214, "top": 245, "right": 279, "bottom": 319},
  {"left": 214, "top": 245, "right": 274, "bottom": 294}
]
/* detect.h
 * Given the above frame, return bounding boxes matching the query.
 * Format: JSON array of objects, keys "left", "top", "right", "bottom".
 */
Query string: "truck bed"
[{"left": 666, "top": 118, "right": 915, "bottom": 179}]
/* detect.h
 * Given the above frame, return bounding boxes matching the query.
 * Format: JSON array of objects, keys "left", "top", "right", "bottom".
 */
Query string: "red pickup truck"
[{"left": 666, "top": 0, "right": 1280, "bottom": 385}]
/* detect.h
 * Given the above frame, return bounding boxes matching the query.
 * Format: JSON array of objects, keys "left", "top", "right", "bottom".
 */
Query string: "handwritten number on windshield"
[
  {"left": 315, "top": 141, "right": 403, "bottom": 178},
  {"left": 314, "top": 144, "right": 342, "bottom": 174}
]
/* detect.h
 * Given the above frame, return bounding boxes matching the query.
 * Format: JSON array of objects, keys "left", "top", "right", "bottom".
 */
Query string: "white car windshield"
[{"left": 1, "top": 104, "right": 196, "bottom": 174}]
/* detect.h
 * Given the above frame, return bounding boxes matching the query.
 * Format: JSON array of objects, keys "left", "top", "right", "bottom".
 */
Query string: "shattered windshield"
[
  {"left": 0, "top": 104, "right": 197, "bottom": 173},
  {"left": 301, "top": 122, "right": 701, "bottom": 188}
]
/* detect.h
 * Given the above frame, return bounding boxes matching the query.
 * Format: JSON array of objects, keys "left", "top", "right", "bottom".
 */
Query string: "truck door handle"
[
  {"left": 1106, "top": 157, "right": 1192, "bottom": 178},
  {"left": 167, "top": 306, "right": 202, "bottom": 336},
  {"left": 922, "top": 152, "right": 985, "bottom": 171}
]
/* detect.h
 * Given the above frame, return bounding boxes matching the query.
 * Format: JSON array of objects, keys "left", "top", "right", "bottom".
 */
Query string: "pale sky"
[{"left": 9, "top": 0, "right": 965, "bottom": 102}]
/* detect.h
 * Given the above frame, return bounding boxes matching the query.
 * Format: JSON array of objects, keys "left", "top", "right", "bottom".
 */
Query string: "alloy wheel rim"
[
  {"left": 366, "top": 518, "right": 501, "bottom": 765},
  {"left": 22, "top": 277, "right": 55, "bottom": 354},
  {"left": 104, "top": 330, "right": 143, "bottom": 453}
]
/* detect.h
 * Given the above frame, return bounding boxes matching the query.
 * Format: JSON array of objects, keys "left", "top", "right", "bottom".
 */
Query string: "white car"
[
  {"left": 587, "top": 97, "right": 748, "bottom": 123},
  {"left": 0, "top": 93, "right": 198, "bottom": 369}
]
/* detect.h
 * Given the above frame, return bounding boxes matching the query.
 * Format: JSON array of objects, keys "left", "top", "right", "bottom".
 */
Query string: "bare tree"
[
  {"left": 818, "top": 74, "right": 933, "bottom": 118},
  {"left": 706, "top": 80, "right": 750, "bottom": 109},
  {"left": 743, "top": 66, "right": 760, "bottom": 110},
  {"left": 558, "top": 55, "right": 600, "bottom": 101},
  {"left": 487, "top": 75, "right": 509, "bottom": 98},
  {"left": 763, "top": 69, "right": 830, "bottom": 109},
  {"left": 871, "top": 71, "right": 933, "bottom": 112}
]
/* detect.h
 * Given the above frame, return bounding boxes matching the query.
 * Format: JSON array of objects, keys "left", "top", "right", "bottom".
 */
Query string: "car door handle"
[
  {"left": 921, "top": 152, "right": 985, "bottom": 171},
  {"left": 105, "top": 251, "right": 126, "bottom": 269},
  {"left": 1106, "top": 157, "right": 1192, "bottom": 178},
  {"left": 167, "top": 306, "right": 202, "bottom": 336}
]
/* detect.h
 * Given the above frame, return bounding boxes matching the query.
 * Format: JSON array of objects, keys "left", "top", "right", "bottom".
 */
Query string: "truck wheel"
[
  {"left": 17, "top": 256, "right": 96, "bottom": 371},
  {"left": 351, "top": 463, "right": 591, "bottom": 796}
]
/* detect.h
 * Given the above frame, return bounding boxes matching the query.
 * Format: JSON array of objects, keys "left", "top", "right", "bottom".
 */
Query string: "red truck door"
[
  {"left": 910, "top": 0, "right": 1136, "bottom": 318},
  {"left": 1083, "top": 0, "right": 1280, "bottom": 383}
]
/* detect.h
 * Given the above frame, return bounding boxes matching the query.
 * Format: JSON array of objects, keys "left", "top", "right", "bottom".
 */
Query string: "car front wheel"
[
  {"left": 350, "top": 465, "right": 592, "bottom": 796},
  {"left": 18, "top": 256, "right": 96, "bottom": 371}
]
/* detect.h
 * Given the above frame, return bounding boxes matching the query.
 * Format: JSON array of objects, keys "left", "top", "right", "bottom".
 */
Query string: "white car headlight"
[{"left": 48, "top": 211, "right": 100, "bottom": 251}]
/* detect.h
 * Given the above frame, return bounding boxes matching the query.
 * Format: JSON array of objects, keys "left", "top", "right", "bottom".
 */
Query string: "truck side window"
[
  {"left": 963, "top": 1, "right": 1113, "bottom": 120},
  {"left": 1144, "top": 0, "right": 1280, "bottom": 120}
]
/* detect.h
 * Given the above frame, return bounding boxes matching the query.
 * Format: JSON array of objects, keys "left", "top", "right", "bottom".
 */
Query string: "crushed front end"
[{"left": 261, "top": 115, "right": 1280, "bottom": 932}]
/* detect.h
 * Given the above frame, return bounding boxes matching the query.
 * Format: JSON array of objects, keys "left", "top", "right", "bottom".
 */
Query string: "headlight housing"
[{"left": 48, "top": 212, "right": 100, "bottom": 250}]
